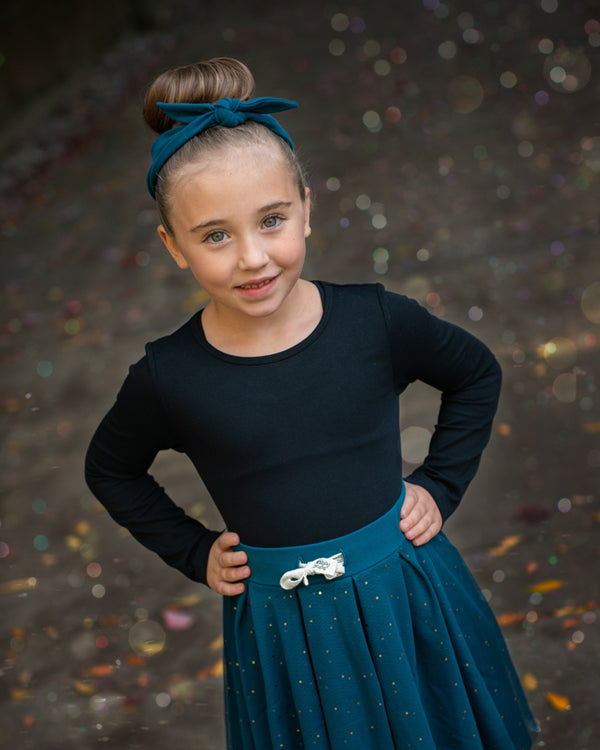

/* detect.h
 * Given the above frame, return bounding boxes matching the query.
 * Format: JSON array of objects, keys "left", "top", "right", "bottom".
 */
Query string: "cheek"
[
  {"left": 276, "top": 231, "right": 307, "bottom": 267},
  {"left": 188, "top": 255, "right": 231, "bottom": 287}
]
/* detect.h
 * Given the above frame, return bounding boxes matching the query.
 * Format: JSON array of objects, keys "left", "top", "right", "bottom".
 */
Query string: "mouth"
[
  {"left": 236, "top": 275, "right": 278, "bottom": 291},
  {"left": 239, "top": 276, "right": 275, "bottom": 289}
]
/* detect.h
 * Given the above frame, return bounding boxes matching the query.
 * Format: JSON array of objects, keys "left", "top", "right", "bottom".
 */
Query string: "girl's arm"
[
  {"left": 85, "top": 356, "right": 221, "bottom": 584},
  {"left": 380, "top": 288, "right": 503, "bottom": 522}
]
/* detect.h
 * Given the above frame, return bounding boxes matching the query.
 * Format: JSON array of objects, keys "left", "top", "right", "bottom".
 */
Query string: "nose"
[{"left": 237, "top": 234, "right": 269, "bottom": 270}]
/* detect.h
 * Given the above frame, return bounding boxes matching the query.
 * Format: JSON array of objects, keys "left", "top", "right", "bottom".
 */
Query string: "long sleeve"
[
  {"left": 84, "top": 354, "right": 221, "bottom": 584},
  {"left": 379, "top": 288, "right": 502, "bottom": 521}
]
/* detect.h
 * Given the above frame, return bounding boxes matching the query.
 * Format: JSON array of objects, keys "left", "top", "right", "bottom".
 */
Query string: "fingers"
[
  {"left": 400, "top": 482, "right": 442, "bottom": 546},
  {"left": 207, "top": 531, "right": 251, "bottom": 596}
]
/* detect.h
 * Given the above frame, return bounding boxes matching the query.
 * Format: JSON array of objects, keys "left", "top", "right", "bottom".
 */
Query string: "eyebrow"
[{"left": 189, "top": 201, "right": 293, "bottom": 233}]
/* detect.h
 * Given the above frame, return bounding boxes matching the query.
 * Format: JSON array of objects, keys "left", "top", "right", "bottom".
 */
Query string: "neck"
[{"left": 202, "top": 280, "right": 322, "bottom": 357}]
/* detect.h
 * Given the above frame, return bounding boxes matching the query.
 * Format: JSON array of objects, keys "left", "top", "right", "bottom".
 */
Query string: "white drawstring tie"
[{"left": 279, "top": 552, "right": 345, "bottom": 590}]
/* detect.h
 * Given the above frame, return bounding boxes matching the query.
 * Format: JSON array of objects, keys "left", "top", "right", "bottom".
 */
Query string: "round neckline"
[{"left": 191, "top": 281, "right": 329, "bottom": 364}]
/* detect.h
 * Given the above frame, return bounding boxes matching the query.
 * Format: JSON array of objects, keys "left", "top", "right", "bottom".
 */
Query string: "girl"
[{"left": 85, "top": 57, "right": 538, "bottom": 749}]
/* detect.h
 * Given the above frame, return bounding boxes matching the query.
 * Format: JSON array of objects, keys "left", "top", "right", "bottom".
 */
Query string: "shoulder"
[
  {"left": 145, "top": 313, "right": 200, "bottom": 355},
  {"left": 141, "top": 313, "right": 203, "bottom": 372},
  {"left": 317, "top": 280, "right": 388, "bottom": 315},
  {"left": 122, "top": 313, "right": 202, "bottom": 394},
  {"left": 317, "top": 280, "right": 381, "bottom": 299},
  {"left": 318, "top": 280, "right": 418, "bottom": 310},
  {"left": 318, "top": 281, "right": 427, "bottom": 331}
]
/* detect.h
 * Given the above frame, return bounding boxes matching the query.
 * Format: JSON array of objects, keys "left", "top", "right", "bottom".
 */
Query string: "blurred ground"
[{"left": 1, "top": 1, "right": 599, "bottom": 748}]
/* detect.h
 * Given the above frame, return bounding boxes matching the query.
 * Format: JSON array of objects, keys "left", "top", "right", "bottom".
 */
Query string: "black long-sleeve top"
[{"left": 85, "top": 282, "right": 502, "bottom": 584}]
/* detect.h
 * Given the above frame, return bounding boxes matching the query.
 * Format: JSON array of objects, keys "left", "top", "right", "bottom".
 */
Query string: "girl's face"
[{"left": 158, "top": 144, "right": 311, "bottom": 326}]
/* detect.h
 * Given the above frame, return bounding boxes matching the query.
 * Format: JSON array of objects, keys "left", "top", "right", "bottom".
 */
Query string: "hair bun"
[{"left": 143, "top": 57, "right": 256, "bottom": 134}]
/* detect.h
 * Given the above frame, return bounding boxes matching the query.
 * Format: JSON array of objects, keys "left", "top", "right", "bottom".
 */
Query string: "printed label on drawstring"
[{"left": 279, "top": 552, "right": 345, "bottom": 590}]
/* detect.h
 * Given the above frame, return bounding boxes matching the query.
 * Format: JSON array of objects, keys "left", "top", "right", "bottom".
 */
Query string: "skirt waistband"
[{"left": 237, "top": 483, "right": 405, "bottom": 587}]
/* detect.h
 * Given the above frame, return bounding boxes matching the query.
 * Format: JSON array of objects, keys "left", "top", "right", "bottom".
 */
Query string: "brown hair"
[
  {"left": 142, "top": 57, "right": 307, "bottom": 234},
  {"left": 143, "top": 58, "right": 256, "bottom": 134}
]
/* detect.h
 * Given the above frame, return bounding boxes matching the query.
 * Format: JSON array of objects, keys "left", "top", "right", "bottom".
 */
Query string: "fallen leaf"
[
  {"left": 125, "top": 654, "right": 145, "bottom": 667},
  {"left": 497, "top": 611, "right": 525, "bottom": 627},
  {"left": 209, "top": 634, "right": 224, "bottom": 652},
  {"left": 528, "top": 579, "right": 566, "bottom": 594},
  {"left": 522, "top": 673, "right": 538, "bottom": 691},
  {"left": 162, "top": 608, "right": 195, "bottom": 631},
  {"left": 83, "top": 665, "right": 116, "bottom": 677},
  {"left": 73, "top": 680, "right": 96, "bottom": 695},
  {"left": 172, "top": 593, "right": 202, "bottom": 608},
  {"left": 99, "top": 614, "right": 121, "bottom": 627},
  {"left": 197, "top": 659, "right": 223, "bottom": 679},
  {"left": 545, "top": 691, "right": 571, "bottom": 711},
  {"left": 489, "top": 535, "right": 522, "bottom": 557},
  {"left": 10, "top": 687, "right": 31, "bottom": 701},
  {"left": 553, "top": 602, "right": 597, "bottom": 617},
  {"left": 0, "top": 578, "right": 37, "bottom": 595}
]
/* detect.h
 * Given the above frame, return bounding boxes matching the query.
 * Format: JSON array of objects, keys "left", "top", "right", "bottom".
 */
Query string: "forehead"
[
  {"left": 178, "top": 142, "right": 292, "bottom": 187},
  {"left": 172, "top": 144, "right": 297, "bottom": 208}
]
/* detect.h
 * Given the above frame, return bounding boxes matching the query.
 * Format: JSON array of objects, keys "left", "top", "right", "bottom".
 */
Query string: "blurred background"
[{"left": 1, "top": 0, "right": 599, "bottom": 747}]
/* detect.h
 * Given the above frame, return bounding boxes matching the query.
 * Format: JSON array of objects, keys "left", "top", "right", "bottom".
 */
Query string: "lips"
[
  {"left": 236, "top": 276, "right": 276, "bottom": 290},
  {"left": 234, "top": 273, "right": 282, "bottom": 299}
]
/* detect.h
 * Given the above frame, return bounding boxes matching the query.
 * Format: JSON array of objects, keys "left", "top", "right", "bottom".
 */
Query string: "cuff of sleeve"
[
  {"left": 186, "top": 529, "right": 223, "bottom": 585},
  {"left": 403, "top": 472, "right": 457, "bottom": 523}
]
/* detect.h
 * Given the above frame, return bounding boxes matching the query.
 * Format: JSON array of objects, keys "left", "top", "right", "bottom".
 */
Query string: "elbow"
[
  {"left": 84, "top": 442, "right": 109, "bottom": 497},
  {"left": 84, "top": 451, "right": 101, "bottom": 496},
  {"left": 488, "top": 351, "right": 502, "bottom": 381},
  {"left": 489, "top": 354, "right": 503, "bottom": 398}
]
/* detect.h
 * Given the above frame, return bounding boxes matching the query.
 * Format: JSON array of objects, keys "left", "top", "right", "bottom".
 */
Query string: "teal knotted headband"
[{"left": 146, "top": 96, "right": 298, "bottom": 198}]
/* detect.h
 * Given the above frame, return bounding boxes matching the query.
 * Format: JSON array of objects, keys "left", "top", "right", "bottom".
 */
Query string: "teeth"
[{"left": 240, "top": 279, "right": 272, "bottom": 289}]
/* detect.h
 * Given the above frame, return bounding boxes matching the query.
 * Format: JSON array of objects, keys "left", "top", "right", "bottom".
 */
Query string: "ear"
[
  {"left": 157, "top": 225, "right": 189, "bottom": 269},
  {"left": 303, "top": 187, "right": 312, "bottom": 238}
]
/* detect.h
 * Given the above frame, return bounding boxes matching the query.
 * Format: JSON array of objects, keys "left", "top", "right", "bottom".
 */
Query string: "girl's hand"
[
  {"left": 207, "top": 531, "right": 251, "bottom": 596},
  {"left": 400, "top": 482, "right": 442, "bottom": 546}
]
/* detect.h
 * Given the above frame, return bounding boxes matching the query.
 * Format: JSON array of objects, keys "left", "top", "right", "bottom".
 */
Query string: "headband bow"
[{"left": 146, "top": 96, "right": 298, "bottom": 198}]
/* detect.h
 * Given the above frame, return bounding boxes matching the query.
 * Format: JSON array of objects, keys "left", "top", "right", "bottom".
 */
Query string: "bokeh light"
[
  {"left": 581, "top": 136, "right": 600, "bottom": 172},
  {"left": 552, "top": 373, "right": 577, "bottom": 403},
  {"left": 128, "top": 620, "right": 167, "bottom": 657},
  {"left": 330, "top": 13, "right": 349, "bottom": 31},
  {"left": 438, "top": 41, "right": 457, "bottom": 60},
  {"left": 447, "top": 76, "right": 484, "bottom": 114},
  {"left": 543, "top": 47, "right": 592, "bottom": 93},
  {"left": 581, "top": 282, "right": 600, "bottom": 323},
  {"left": 541, "top": 337, "right": 578, "bottom": 369}
]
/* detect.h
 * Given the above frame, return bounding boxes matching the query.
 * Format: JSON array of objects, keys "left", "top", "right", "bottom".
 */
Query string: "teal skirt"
[{"left": 223, "top": 486, "right": 538, "bottom": 749}]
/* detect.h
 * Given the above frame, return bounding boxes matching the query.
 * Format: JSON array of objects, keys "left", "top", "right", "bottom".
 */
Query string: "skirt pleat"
[{"left": 223, "top": 491, "right": 538, "bottom": 749}]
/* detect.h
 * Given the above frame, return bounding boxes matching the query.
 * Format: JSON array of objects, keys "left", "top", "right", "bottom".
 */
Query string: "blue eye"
[{"left": 206, "top": 230, "right": 226, "bottom": 243}]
